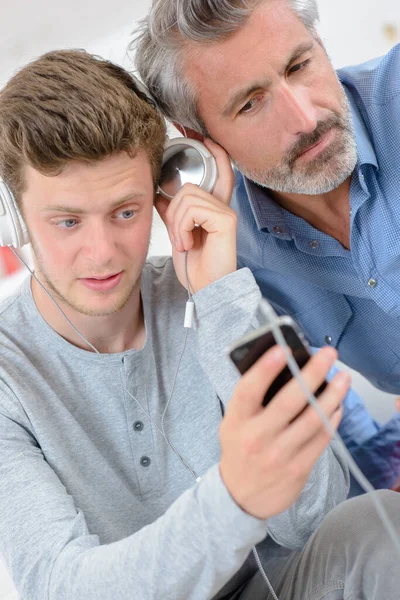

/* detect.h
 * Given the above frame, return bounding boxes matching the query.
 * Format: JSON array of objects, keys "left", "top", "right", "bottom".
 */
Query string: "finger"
[
  {"left": 170, "top": 193, "right": 211, "bottom": 251},
  {"left": 396, "top": 397, "right": 400, "bottom": 412},
  {"left": 284, "top": 406, "right": 343, "bottom": 479},
  {"left": 164, "top": 184, "right": 213, "bottom": 239},
  {"left": 278, "top": 371, "right": 349, "bottom": 455},
  {"left": 174, "top": 202, "right": 233, "bottom": 252},
  {"left": 262, "top": 347, "right": 338, "bottom": 431},
  {"left": 203, "top": 138, "right": 234, "bottom": 205},
  {"left": 228, "top": 345, "right": 288, "bottom": 421}
]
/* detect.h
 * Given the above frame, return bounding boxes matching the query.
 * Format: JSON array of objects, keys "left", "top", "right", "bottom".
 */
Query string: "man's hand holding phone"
[
  {"left": 155, "top": 139, "right": 237, "bottom": 293},
  {"left": 219, "top": 346, "right": 350, "bottom": 520}
]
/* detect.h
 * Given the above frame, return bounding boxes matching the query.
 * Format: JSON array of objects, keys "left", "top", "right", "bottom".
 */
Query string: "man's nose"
[
  {"left": 276, "top": 83, "right": 318, "bottom": 136},
  {"left": 82, "top": 222, "right": 116, "bottom": 265}
]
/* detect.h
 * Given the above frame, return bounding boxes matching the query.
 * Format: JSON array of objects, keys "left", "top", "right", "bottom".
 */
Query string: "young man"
[
  {"left": 135, "top": 0, "right": 400, "bottom": 492},
  {"left": 0, "top": 49, "right": 398, "bottom": 600}
]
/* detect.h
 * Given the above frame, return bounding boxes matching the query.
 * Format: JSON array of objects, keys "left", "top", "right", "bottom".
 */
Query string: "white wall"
[{"left": 318, "top": 0, "right": 400, "bottom": 67}]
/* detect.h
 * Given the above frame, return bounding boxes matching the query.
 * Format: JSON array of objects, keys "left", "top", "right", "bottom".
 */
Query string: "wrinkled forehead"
[{"left": 182, "top": 1, "right": 313, "bottom": 118}]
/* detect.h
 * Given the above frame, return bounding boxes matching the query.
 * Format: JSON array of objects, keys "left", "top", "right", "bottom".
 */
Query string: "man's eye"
[
  {"left": 289, "top": 59, "right": 311, "bottom": 75},
  {"left": 239, "top": 95, "right": 263, "bottom": 115},
  {"left": 117, "top": 209, "right": 137, "bottom": 220},
  {"left": 57, "top": 219, "right": 78, "bottom": 229}
]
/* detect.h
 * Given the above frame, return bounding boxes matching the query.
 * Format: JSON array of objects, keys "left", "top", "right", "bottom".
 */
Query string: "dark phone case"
[{"left": 230, "top": 324, "right": 328, "bottom": 407}]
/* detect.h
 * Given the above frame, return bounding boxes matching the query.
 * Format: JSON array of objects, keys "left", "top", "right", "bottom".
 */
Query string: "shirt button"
[
  {"left": 325, "top": 335, "right": 333, "bottom": 345},
  {"left": 368, "top": 278, "right": 377, "bottom": 288},
  {"left": 140, "top": 456, "right": 151, "bottom": 468},
  {"left": 310, "top": 240, "right": 320, "bottom": 249},
  {"left": 273, "top": 226, "right": 283, "bottom": 234},
  {"left": 133, "top": 421, "right": 144, "bottom": 432}
]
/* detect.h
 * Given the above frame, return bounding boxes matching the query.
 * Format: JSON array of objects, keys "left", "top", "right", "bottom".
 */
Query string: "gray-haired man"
[{"left": 135, "top": 0, "right": 400, "bottom": 496}]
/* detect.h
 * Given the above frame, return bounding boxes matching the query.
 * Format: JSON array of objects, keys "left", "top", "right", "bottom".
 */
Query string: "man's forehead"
[
  {"left": 22, "top": 152, "right": 153, "bottom": 208},
  {"left": 185, "top": 0, "right": 311, "bottom": 112},
  {"left": 24, "top": 152, "right": 150, "bottom": 185}
]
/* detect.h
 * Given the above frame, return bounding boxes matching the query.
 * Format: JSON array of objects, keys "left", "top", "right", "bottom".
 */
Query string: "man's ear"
[{"left": 173, "top": 123, "right": 204, "bottom": 142}]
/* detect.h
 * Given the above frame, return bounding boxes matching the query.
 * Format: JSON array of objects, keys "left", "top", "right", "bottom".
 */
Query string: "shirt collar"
[
  {"left": 343, "top": 83, "right": 378, "bottom": 171},
  {"left": 242, "top": 80, "right": 378, "bottom": 234},
  {"left": 243, "top": 177, "right": 291, "bottom": 237}
]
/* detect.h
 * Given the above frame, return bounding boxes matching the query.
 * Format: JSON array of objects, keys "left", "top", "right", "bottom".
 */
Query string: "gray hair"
[{"left": 132, "top": 1, "right": 320, "bottom": 135}]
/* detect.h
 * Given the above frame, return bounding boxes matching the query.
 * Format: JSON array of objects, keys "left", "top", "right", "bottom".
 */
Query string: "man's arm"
[
  {"left": 156, "top": 138, "right": 349, "bottom": 550},
  {"left": 0, "top": 394, "right": 267, "bottom": 600},
  {"left": 192, "top": 269, "right": 350, "bottom": 550}
]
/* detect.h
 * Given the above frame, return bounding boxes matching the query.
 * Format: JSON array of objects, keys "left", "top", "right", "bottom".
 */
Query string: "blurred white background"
[{"left": 0, "top": 1, "right": 400, "bottom": 597}]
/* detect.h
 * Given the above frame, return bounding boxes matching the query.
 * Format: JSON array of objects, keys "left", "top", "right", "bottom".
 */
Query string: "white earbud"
[{"left": 0, "top": 179, "right": 30, "bottom": 248}]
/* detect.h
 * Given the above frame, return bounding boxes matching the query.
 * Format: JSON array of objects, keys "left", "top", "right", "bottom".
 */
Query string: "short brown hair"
[{"left": 0, "top": 49, "right": 166, "bottom": 205}]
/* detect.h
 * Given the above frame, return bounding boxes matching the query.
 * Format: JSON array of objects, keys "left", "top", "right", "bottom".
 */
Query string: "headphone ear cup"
[
  {"left": 0, "top": 180, "right": 30, "bottom": 248},
  {"left": 159, "top": 137, "right": 218, "bottom": 200}
]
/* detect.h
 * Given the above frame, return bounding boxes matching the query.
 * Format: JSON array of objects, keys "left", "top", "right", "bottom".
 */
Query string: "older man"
[{"left": 135, "top": 0, "right": 400, "bottom": 492}]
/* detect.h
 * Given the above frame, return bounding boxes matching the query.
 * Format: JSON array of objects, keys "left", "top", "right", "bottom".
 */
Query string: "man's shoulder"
[
  {"left": 338, "top": 44, "right": 400, "bottom": 105},
  {"left": 143, "top": 255, "right": 176, "bottom": 284},
  {"left": 143, "top": 255, "right": 186, "bottom": 302},
  {"left": 0, "top": 277, "right": 29, "bottom": 329},
  {"left": 144, "top": 254, "right": 173, "bottom": 272},
  {"left": 0, "top": 279, "right": 36, "bottom": 412}
]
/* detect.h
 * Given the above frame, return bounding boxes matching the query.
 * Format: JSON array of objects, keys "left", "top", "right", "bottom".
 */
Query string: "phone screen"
[{"left": 230, "top": 324, "right": 327, "bottom": 407}]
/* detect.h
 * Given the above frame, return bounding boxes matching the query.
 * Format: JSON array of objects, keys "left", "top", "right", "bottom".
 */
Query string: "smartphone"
[{"left": 228, "top": 316, "right": 328, "bottom": 407}]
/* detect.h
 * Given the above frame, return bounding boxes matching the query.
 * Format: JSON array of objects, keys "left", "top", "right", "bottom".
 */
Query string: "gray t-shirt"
[{"left": 0, "top": 257, "right": 349, "bottom": 599}]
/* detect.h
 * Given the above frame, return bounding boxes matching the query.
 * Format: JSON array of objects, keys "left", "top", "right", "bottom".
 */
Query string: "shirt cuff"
[
  {"left": 195, "top": 463, "right": 267, "bottom": 551},
  {"left": 192, "top": 268, "right": 260, "bottom": 321}
]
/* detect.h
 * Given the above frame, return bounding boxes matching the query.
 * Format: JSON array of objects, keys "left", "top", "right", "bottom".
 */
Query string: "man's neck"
[
  {"left": 31, "top": 278, "right": 146, "bottom": 354},
  {"left": 270, "top": 177, "right": 352, "bottom": 250}
]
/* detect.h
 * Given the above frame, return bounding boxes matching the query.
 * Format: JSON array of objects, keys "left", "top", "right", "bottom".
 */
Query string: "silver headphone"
[{"left": 159, "top": 137, "right": 218, "bottom": 200}]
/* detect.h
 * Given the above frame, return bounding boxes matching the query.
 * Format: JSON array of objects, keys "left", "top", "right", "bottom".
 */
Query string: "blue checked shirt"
[{"left": 232, "top": 44, "right": 400, "bottom": 491}]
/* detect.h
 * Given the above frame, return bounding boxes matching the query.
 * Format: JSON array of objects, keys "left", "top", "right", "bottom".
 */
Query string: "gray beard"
[{"left": 235, "top": 92, "right": 357, "bottom": 196}]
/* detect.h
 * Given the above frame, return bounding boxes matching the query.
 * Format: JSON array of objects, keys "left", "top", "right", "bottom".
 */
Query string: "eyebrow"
[
  {"left": 222, "top": 41, "right": 315, "bottom": 118},
  {"left": 40, "top": 193, "right": 145, "bottom": 214}
]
